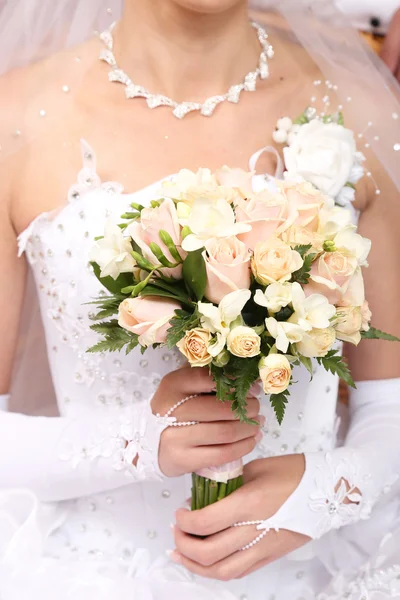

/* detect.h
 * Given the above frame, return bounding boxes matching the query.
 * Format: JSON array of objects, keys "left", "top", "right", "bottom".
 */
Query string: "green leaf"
[
  {"left": 210, "top": 364, "right": 234, "bottom": 403},
  {"left": 149, "top": 242, "right": 179, "bottom": 269},
  {"left": 361, "top": 327, "right": 400, "bottom": 342},
  {"left": 293, "top": 244, "right": 312, "bottom": 258},
  {"left": 166, "top": 308, "right": 200, "bottom": 349},
  {"left": 299, "top": 355, "right": 313, "bottom": 378},
  {"left": 140, "top": 285, "right": 185, "bottom": 303},
  {"left": 223, "top": 356, "right": 260, "bottom": 423},
  {"left": 316, "top": 350, "right": 356, "bottom": 388},
  {"left": 126, "top": 336, "right": 140, "bottom": 354},
  {"left": 90, "top": 320, "right": 120, "bottom": 334},
  {"left": 182, "top": 249, "right": 207, "bottom": 301},
  {"left": 159, "top": 230, "right": 184, "bottom": 264},
  {"left": 337, "top": 112, "right": 344, "bottom": 126},
  {"left": 291, "top": 252, "right": 316, "bottom": 285},
  {"left": 86, "top": 294, "right": 125, "bottom": 320},
  {"left": 90, "top": 262, "right": 134, "bottom": 295},
  {"left": 270, "top": 389, "right": 290, "bottom": 425}
]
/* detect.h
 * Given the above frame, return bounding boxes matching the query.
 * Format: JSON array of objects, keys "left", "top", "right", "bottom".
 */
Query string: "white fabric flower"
[
  {"left": 348, "top": 152, "right": 366, "bottom": 185},
  {"left": 254, "top": 283, "right": 293, "bottom": 314},
  {"left": 198, "top": 289, "right": 251, "bottom": 356},
  {"left": 336, "top": 185, "right": 356, "bottom": 207},
  {"left": 181, "top": 199, "right": 251, "bottom": 252},
  {"left": 291, "top": 282, "right": 336, "bottom": 332},
  {"left": 265, "top": 317, "right": 304, "bottom": 353},
  {"left": 89, "top": 219, "right": 137, "bottom": 280},
  {"left": 283, "top": 120, "right": 357, "bottom": 198}
]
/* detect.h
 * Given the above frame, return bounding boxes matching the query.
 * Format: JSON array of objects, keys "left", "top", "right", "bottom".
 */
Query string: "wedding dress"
[{"left": 1, "top": 139, "right": 400, "bottom": 600}]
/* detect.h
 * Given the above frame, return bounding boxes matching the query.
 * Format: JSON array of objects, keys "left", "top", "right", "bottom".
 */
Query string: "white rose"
[
  {"left": 319, "top": 205, "right": 353, "bottom": 239},
  {"left": 161, "top": 168, "right": 217, "bottom": 201},
  {"left": 89, "top": 219, "right": 137, "bottom": 280},
  {"left": 296, "top": 327, "right": 336, "bottom": 358},
  {"left": 254, "top": 283, "right": 293, "bottom": 314},
  {"left": 259, "top": 354, "right": 291, "bottom": 395},
  {"left": 283, "top": 120, "right": 357, "bottom": 198},
  {"left": 227, "top": 326, "right": 261, "bottom": 358}
]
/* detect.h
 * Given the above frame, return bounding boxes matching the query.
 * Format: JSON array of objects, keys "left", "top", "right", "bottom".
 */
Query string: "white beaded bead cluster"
[{"left": 233, "top": 520, "right": 273, "bottom": 551}]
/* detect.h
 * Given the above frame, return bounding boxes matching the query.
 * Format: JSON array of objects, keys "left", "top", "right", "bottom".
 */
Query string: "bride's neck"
[{"left": 115, "top": 0, "right": 258, "bottom": 102}]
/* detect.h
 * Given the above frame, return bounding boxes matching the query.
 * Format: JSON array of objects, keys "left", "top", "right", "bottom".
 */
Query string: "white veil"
[{"left": 2, "top": 0, "right": 400, "bottom": 416}]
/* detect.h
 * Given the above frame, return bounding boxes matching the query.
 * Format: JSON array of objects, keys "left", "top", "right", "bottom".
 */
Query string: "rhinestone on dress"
[{"left": 99, "top": 21, "right": 273, "bottom": 119}]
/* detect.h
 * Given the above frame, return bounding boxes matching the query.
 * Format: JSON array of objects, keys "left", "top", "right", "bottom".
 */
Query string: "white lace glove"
[
  {"left": 255, "top": 379, "right": 400, "bottom": 540},
  {"left": 0, "top": 395, "right": 171, "bottom": 502}
]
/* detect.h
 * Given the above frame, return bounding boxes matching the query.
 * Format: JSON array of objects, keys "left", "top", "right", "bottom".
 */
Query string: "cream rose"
[
  {"left": 118, "top": 296, "right": 181, "bottom": 347},
  {"left": 177, "top": 327, "right": 213, "bottom": 367},
  {"left": 259, "top": 354, "right": 291, "bottom": 395},
  {"left": 335, "top": 306, "right": 363, "bottom": 345},
  {"left": 203, "top": 237, "right": 251, "bottom": 304},
  {"left": 296, "top": 327, "right": 336, "bottom": 358},
  {"left": 280, "top": 181, "right": 326, "bottom": 231},
  {"left": 308, "top": 250, "right": 358, "bottom": 304},
  {"left": 235, "top": 189, "right": 288, "bottom": 249},
  {"left": 361, "top": 300, "right": 372, "bottom": 332},
  {"left": 283, "top": 120, "right": 357, "bottom": 198},
  {"left": 251, "top": 238, "right": 303, "bottom": 285},
  {"left": 227, "top": 326, "right": 261, "bottom": 358},
  {"left": 281, "top": 225, "right": 324, "bottom": 255}
]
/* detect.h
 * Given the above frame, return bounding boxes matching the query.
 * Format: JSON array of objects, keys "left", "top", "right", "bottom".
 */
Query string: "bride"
[{"left": 1, "top": 1, "right": 400, "bottom": 598}]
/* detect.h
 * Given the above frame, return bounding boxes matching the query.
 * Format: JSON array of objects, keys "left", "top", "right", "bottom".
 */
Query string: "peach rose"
[
  {"left": 251, "top": 237, "right": 303, "bottom": 285},
  {"left": 203, "top": 237, "right": 251, "bottom": 304},
  {"left": 227, "top": 326, "right": 261, "bottom": 358},
  {"left": 235, "top": 189, "right": 288, "bottom": 250},
  {"left": 361, "top": 300, "right": 372, "bottom": 332},
  {"left": 177, "top": 327, "right": 213, "bottom": 367},
  {"left": 338, "top": 268, "right": 365, "bottom": 307},
  {"left": 296, "top": 327, "right": 336, "bottom": 358},
  {"left": 308, "top": 250, "right": 358, "bottom": 304},
  {"left": 281, "top": 225, "right": 324, "bottom": 255},
  {"left": 259, "top": 354, "right": 291, "bottom": 395},
  {"left": 127, "top": 198, "right": 183, "bottom": 279},
  {"left": 280, "top": 181, "right": 326, "bottom": 232},
  {"left": 335, "top": 306, "right": 363, "bottom": 346},
  {"left": 118, "top": 296, "right": 181, "bottom": 347}
]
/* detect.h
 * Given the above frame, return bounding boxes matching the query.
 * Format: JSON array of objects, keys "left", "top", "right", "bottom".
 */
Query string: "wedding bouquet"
[{"left": 88, "top": 115, "right": 396, "bottom": 509}]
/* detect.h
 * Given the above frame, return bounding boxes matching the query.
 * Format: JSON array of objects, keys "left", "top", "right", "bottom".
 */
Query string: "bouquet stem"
[{"left": 191, "top": 460, "right": 244, "bottom": 510}]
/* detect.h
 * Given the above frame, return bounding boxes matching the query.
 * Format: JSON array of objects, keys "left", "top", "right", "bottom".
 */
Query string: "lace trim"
[{"left": 58, "top": 404, "right": 174, "bottom": 482}]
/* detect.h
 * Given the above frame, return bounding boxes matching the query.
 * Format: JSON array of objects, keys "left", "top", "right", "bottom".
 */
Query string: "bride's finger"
[
  {"left": 176, "top": 487, "right": 249, "bottom": 536},
  {"left": 173, "top": 523, "right": 257, "bottom": 566},
  {"left": 170, "top": 536, "right": 264, "bottom": 581},
  {"left": 188, "top": 419, "right": 263, "bottom": 446},
  {"left": 173, "top": 395, "right": 260, "bottom": 422}
]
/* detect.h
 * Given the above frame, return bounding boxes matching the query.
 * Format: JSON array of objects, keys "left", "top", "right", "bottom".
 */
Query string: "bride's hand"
[
  {"left": 152, "top": 367, "right": 262, "bottom": 478},
  {"left": 171, "top": 455, "right": 309, "bottom": 580}
]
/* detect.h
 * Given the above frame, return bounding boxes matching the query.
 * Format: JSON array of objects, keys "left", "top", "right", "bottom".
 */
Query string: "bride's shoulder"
[{"left": 0, "top": 38, "right": 99, "bottom": 156}]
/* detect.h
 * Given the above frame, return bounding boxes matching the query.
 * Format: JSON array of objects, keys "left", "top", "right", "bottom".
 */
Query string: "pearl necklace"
[{"left": 99, "top": 22, "right": 274, "bottom": 119}]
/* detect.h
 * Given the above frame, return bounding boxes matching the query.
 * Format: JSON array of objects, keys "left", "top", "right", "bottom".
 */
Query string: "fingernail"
[
  {"left": 255, "top": 431, "right": 264, "bottom": 443},
  {"left": 167, "top": 550, "right": 182, "bottom": 564}
]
